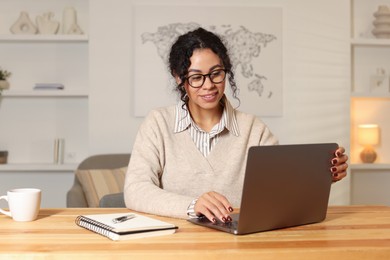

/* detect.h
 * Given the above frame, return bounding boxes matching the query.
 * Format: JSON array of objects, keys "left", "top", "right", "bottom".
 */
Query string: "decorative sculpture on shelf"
[
  {"left": 369, "top": 68, "right": 389, "bottom": 94},
  {"left": 36, "top": 12, "right": 60, "bottom": 34},
  {"left": 10, "top": 11, "right": 38, "bottom": 35},
  {"left": 372, "top": 5, "right": 390, "bottom": 39},
  {"left": 62, "top": 7, "right": 84, "bottom": 35},
  {"left": 0, "top": 67, "right": 11, "bottom": 96},
  {"left": 9, "top": 8, "right": 84, "bottom": 36}
]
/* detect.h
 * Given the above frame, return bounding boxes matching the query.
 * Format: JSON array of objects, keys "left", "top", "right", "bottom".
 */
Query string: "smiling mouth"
[{"left": 201, "top": 93, "right": 218, "bottom": 101}]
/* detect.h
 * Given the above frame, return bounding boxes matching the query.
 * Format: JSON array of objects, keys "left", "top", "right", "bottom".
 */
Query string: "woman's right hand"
[{"left": 194, "top": 191, "right": 234, "bottom": 223}]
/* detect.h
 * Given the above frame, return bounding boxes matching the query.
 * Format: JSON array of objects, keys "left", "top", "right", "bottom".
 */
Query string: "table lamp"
[{"left": 358, "top": 124, "right": 379, "bottom": 163}]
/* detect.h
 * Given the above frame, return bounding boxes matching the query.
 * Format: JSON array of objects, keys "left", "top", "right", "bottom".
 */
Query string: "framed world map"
[{"left": 132, "top": 3, "right": 283, "bottom": 117}]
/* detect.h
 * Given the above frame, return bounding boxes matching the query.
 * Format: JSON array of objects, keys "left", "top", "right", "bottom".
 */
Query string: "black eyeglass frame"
[{"left": 185, "top": 69, "right": 227, "bottom": 88}]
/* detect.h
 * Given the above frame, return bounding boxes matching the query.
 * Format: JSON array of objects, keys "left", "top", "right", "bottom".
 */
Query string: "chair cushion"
[{"left": 75, "top": 167, "right": 127, "bottom": 207}]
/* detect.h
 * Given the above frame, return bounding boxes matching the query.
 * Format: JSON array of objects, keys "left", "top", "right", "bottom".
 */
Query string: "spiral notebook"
[{"left": 75, "top": 212, "right": 178, "bottom": 241}]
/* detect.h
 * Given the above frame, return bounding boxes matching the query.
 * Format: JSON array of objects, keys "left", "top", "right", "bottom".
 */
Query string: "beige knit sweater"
[{"left": 124, "top": 105, "right": 278, "bottom": 219}]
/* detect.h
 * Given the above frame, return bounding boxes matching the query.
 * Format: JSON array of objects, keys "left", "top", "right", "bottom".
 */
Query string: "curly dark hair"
[{"left": 168, "top": 27, "right": 239, "bottom": 106}]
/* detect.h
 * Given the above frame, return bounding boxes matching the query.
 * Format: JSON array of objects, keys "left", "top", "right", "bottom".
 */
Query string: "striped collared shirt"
[{"left": 174, "top": 96, "right": 240, "bottom": 157}]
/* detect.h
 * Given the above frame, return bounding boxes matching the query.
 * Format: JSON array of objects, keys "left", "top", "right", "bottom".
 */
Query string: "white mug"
[{"left": 0, "top": 188, "right": 41, "bottom": 221}]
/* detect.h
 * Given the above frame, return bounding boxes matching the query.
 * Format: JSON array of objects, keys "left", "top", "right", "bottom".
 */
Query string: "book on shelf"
[
  {"left": 33, "top": 83, "right": 64, "bottom": 90},
  {"left": 75, "top": 212, "right": 178, "bottom": 241}
]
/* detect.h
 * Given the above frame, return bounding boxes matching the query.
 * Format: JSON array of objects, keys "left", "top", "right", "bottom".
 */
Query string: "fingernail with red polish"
[
  {"left": 222, "top": 217, "right": 227, "bottom": 223},
  {"left": 331, "top": 167, "right": 337, "bottom": 173},
  {"left": 227, "top": 216, "right": 233, "bottom": 222},
  {"left": 333, "top": 173, "right": 339, "bottom": 178},
  {"left": 211, "top": 218, "right": 216, "bottom": 223},
  {"left": 228, "top": 207, "right": 233, "bottom": 212},
  {"left": 332, "top": 159, "right": 338, "bottom": 165}
]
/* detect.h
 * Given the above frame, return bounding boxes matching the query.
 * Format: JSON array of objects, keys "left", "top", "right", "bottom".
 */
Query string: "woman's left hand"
[{"left": 331, "top": 146, "right": 348, "bottom": 182}]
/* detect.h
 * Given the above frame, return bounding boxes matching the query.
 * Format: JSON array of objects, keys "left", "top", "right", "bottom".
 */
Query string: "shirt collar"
[{"left": 174, "top": 95, "right": 239, "bottom": 136}]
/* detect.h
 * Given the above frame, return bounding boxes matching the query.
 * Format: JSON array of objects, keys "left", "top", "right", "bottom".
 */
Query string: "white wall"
[{"left": 89, "top": 0, "right": 351, "bottom": 205}]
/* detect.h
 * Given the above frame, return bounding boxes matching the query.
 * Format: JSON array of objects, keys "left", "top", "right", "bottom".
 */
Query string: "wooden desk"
[{"left": 1, "top": 206, "right": 390, "bottom": 259}]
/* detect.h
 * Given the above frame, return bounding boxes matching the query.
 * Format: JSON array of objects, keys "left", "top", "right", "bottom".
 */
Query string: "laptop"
[{"left": 188, "top": 143, "right": 338, "bottom": 235}]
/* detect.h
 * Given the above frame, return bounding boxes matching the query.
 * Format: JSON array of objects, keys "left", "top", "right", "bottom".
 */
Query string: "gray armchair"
[
  {"left": 99, "top": 192, "right": 126, "bottom": 207},
  {"left": 66, "top": 154, "right": 130, "bottom": 208}
]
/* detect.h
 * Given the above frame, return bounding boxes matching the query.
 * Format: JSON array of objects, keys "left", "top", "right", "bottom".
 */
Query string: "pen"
[{"left": 112, "top": 214, "right": 136, "bottom": 224}]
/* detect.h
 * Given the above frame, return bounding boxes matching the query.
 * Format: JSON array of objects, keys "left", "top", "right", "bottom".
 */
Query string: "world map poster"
[{"left": 133, "top": 4, "right": 283, "bottom": 117}]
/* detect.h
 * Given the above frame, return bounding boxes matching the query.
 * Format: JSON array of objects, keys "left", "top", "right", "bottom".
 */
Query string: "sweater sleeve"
[{"left": 124, "top": 110, "right": 193, "bottom": 219}]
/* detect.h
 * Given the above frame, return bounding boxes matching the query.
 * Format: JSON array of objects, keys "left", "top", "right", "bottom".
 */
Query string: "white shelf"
[
  {"left": 351, "top": 38, "right": 390, "bottom": 47},
  {"left": 0, "top": 34, "right": 88, "bottom": 43},
  {"left": 351, "top": 92, "right": 390, "bottom": 98},
  {"left": 350, "top": 163, "right": 390, "bottom": 171},
  {"left": 1, "top": 89, "right": 88, "bottom": 98},
  {"left": 0, "top": 163, "right": 78, "bottom": 172}
]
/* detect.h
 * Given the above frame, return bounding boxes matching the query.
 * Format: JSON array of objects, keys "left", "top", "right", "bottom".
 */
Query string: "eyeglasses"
[{"left": 186, "top": 69, "right": 227, "bottom": 88}]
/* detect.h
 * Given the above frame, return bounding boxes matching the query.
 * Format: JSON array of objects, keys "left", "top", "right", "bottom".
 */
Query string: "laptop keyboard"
[
  {"left": 215, "top": 220, "right": 238, "bottom": 229},
  {"left": 198, "top": 217, "right": 239, "bottom": 229}
]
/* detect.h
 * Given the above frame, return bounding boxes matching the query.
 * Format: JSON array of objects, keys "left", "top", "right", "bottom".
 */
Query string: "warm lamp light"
[{"left": 358, "top": 124, "right": 379, "bottom": 163}]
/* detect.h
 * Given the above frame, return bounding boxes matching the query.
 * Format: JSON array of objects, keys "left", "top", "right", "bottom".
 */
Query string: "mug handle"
[{"left": 0, "top": 195, "right": 12, "bottom": 217}]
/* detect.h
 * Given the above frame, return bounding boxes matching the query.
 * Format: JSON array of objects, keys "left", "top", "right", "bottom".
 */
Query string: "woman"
[{"left": 124, "top": 27, "right": 348, "bottom": 223}]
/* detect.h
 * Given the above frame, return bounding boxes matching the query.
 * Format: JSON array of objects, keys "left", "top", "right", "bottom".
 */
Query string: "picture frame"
[{"left": 132, "top": 3, "right": 283, "bottom": 117}]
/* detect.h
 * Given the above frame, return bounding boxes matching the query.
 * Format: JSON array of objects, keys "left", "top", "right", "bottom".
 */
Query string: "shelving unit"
[
  {"left": 0, "top": 0, "right": 89, "bottom": 207},
  {"left": 0, "top": 0, "right": 89, "bottom": 166},
  {"left": 350, "top": 0, "right": 390, "bottom": 164},
  {"left": 350, "top": 0, "right": 390, "bottom": 206},
  {"left": 351, "top": 163, "right": 390, "bottom": 206}
]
